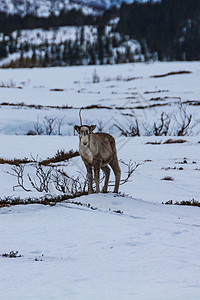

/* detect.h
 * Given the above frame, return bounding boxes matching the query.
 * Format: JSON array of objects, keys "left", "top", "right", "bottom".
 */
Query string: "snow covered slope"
[
  {"left": 0, "top": 61, "right": 199, "bottom": 135},
  {"left": 0, "top": 62, "right": 200, "bottom": 300},
  {"left": 0, "top": 194, "right": 200, "bottom": 299}
]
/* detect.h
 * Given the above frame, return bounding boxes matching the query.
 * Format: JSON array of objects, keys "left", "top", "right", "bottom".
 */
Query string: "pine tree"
[
  {"left": 80, "top": 26, "right": 85, "bottom": 46},
  {"left": 31, "top": 46, "right": 37, "bottom": 66}
]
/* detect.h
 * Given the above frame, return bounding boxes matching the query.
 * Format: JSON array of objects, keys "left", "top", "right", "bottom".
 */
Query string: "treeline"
[
  {"left": 118, "top": 0, "right": 200, "bottom": 60},
  {"left": 0, "top": 6, "right": 118, "bottom": 33},
  {"left": 1, "top": 0, "right": 200, "bottom": 62},
  {"left": 0, "top": 10, "right": 96, "bottom": 33},
  {"left": 1, "top": 26, "right": 143, "bottom": 68}
]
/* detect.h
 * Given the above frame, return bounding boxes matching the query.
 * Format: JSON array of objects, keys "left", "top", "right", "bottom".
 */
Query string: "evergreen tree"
[
  {"left": 97, "top": 25, "right": 105, "bottom": 64},
  {"left": 80, "top": 26, "right": 85, "bottom": 46},
  {"left": 31, "top": 46, "right": 37, "bottom": 66}
]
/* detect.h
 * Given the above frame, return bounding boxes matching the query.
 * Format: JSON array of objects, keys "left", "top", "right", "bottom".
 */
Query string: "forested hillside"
[
  {"left": 118, "top": 0, "right": 200, "bottom": 60},
  {"left": 0, "top": 24, "right": 143, "bottom": 67},
  {"left": 0, "top": 0, "right": 200, "bottom": 65}
]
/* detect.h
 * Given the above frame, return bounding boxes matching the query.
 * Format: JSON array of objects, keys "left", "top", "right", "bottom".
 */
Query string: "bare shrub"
[
  {"left": 6, "top": 165, "right": 31, "bottom": 192},
  {"left": 108, "top": 160, "right": 142, "bottom": 187},
  {"left": 28, "top": 116, "right": 65, "bottom": 136},
  {"left": 28, "top": 162, "right": 53, "bottom": 193},
  {"left": 172, "top": 103, "right": 198, "bottom": 136},
  {"left": 43, "top": 116, "right": 57, "bottom": 135},
  {"left": 0, "top": 79, "right": 17, "bottom": 88},
  {"left": 115, "top": 117, "right": 140, "bottom": 137},
  {"left": 115, "top": 107, "right": 199, "bottom": 137},
  {"left": 7, "top": 155, "right": 140, "bottom": 197},
  {"left": 33, "top": 116, "right": 44, "bottom": 135},
  {"left": 119, "top": 160, "right": 141, "bottom": 185},
  {"left": 143, "top": 112, "right": 171, "bottom": 136},
  {"left": 52, "top": 169, "right": 87, "bottom": 195}
]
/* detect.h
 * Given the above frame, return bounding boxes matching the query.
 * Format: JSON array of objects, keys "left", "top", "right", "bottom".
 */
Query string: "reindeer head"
[
  {"left": 74, "top": 108, "right": 96, "bottom": 146},
  {"left": 74, "top": 125, "right": 96, "bottom": 146}
]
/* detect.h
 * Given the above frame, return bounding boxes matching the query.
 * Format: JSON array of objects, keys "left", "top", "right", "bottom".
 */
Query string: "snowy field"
[
  {"left": 0, "top": 61, "right": 199, "bottom": 135},
  {"left": 0, "top": 62, "right": 200, "bottom": 299}
]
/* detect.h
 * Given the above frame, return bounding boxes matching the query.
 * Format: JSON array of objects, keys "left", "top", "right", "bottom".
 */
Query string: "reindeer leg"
[
  {"left": 94, "top": 161, "right": 101, "bottom": 193},
  {"left": 101, "top": 165, "right": 110, "bottom": 193},
  {"left": 109, "top": 159, "right": 121, "bottom": 193},
  {"left": 85, "top": 163, "right": 93, "bottom": 194}
]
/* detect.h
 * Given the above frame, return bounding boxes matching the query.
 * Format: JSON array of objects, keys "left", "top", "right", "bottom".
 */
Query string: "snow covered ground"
[
  {"left": 0, "top": 61, "right": 199, "bottom": 135},
  {"left": 0, "top": 135, "right": 199, "bottom": 203},
  {"left": 1, "top": 195, "right": 200, "bottom": 299},
  {"left": 0, "top": 62, "right": 200, "bottom": 299}
]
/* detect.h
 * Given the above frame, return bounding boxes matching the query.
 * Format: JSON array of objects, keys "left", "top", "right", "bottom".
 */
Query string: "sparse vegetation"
[
  {"left": 143, "top": 112, "right": 171, "bottom": 136},
  {"left": 163, "top": 199, "right": 200, "bottom": 207},
  {"left": 0, "top": 102, "right": 73, "bottom": 110},
  {"left": 27, "top": 115, "right": 66, "bottom": 136},
  {"left": 92, "top": 69, "right": 100, "bottom": 83},
  {"left": 162, "top": 166, "right": 184, "bottom": 171},
  {"left": 163, "top": 139, "right": 187, "bottom": 144},
  {"left": 0, "top": 149, "right": 79, "bottom": 166},
  {"left": 161, "top": 176, "right": 174, "bottom": 181},
  {"left": 2, "top": 154, "right": 139, "bottom": 205},
  {"left": 115, "top": 104, "right": 199, "bottom": 137},
  {"left": 1, "top": 251, "right": 22, "bottom": 258},
  {"left": 173, "top": 103, "right": 198, "bottom": 136},
  {"left": 150, "top": 71, "right": 192, "bottom": 78}
]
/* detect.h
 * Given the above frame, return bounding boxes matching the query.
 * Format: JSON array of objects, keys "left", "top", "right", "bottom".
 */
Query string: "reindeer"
[{"left": 74, "top": 110, "right": 121, "bottom": 194}]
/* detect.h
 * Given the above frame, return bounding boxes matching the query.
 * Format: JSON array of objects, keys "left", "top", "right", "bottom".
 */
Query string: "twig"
[{"left": 6, "top": 165, "right": 31, "bottom": 192}]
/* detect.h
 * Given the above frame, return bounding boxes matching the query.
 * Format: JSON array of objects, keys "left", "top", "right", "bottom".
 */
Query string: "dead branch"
[
  {"left": 115, "top": 117, "right": 140, "bottom": 137},
  {"left": 6, "top": 165, "right": 31, "bottom": 192},
  {"left": 173, "top": 103, "right": 194, "bottom": 136},
  {"left": 108, "top": 160, "right": 142, "bottom": 187},
  {"left": 52, "top": 169, "right": 71, "bottom": 194},
  {"left": 43, "top": 116, "right": 57, "bottom": 135},
  {"left": 52, "top": 168, "right": 87, "bottom": 195},
  {"left": 119, "top": 160, "right": 142, "bottom": 185},
  {"left": 28, "top": 163, "right": 53, "bottom": 193},
  {"left": 143, "top": 112, "right": 171, "bottom": 136}
]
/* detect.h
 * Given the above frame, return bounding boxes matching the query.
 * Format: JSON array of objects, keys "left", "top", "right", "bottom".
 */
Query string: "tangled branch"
[{"left": 6, "top": 165, "right": 31, "bottom": 192}]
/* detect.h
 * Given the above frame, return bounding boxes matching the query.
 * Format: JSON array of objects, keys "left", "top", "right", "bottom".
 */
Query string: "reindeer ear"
[
  {"left": 74, "top": 125, "right": 81, "bottom": 133},
  {"left": 89, "top": 125, "right": 96, "bottom": 133}
]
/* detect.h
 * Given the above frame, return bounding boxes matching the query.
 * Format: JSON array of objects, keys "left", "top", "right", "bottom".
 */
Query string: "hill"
[{"left": 118, "top": 0, "right": 200, "bottom": 60}]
